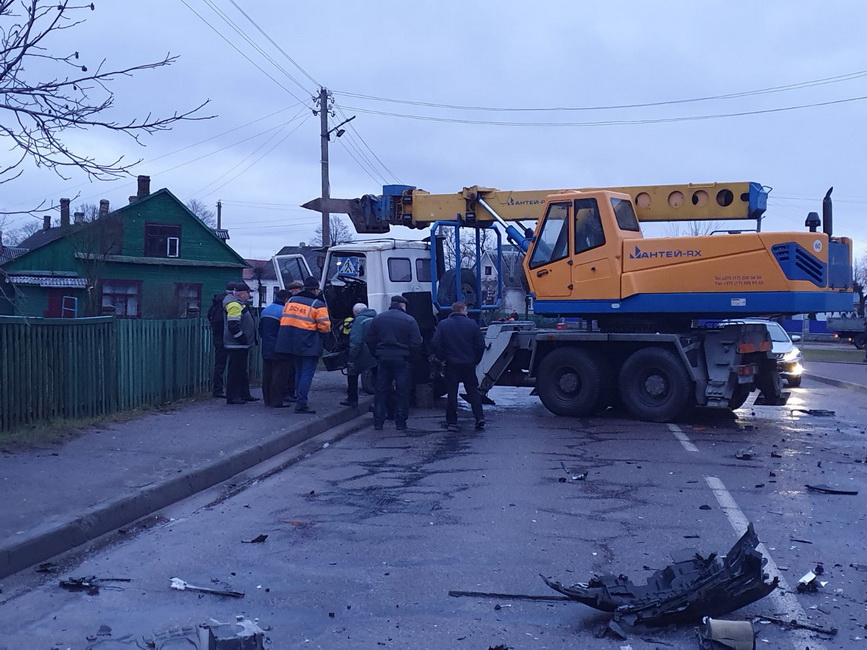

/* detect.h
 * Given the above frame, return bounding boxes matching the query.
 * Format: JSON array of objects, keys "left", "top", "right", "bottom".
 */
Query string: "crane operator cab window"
[
  {"left": 529, "top": 202, "right": 570, "bottom": 268},
  {"left": 573, "top": 198, "right": 605, "bottom": 254},
  {"left": 610, "top": 197, "right": 640, "bottom": 232}
]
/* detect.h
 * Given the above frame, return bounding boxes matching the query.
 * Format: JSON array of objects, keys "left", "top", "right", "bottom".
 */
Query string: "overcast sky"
[{"left": 3, "top": 1, "right": 867, "bottom": 261}]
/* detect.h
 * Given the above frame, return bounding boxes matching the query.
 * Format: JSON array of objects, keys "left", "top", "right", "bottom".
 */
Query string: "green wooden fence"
[{"left": 0, "top": 317, "right": 262, "bottom": 432}]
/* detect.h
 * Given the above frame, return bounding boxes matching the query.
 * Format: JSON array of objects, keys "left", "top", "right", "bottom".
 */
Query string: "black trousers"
[
  {"left": 445, "top": 363, "right": 484, "bottom": 425},
  {"left": 212, "top": 345, "right": 228, "bottom": 394},
  {"left": 374, "top": 359, "right": 410, "bottom": 427},
  {"left": 264, "top": 355, "right": 293, "bottom": 406},
  {"left": 346, "top": 373, "right": 359, "bottom": 403},
  {"left": 226, "top": 348, "right": 250, "bottom": 401}
]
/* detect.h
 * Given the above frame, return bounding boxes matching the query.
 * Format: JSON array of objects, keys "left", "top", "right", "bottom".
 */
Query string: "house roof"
[
  {"left": 16, "top": 223, "right": 86, "bottom": 253},
  {"left": 7, "top": 274, "right": 88, "bottom": 288},
  {"left": 0, "top": 246, "right": 28, "bottom": 264}
]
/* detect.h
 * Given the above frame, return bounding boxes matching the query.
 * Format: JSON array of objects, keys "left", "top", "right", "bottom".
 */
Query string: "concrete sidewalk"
[
  {"left": 804, "top": 360, "right": 867, "bottom": 394},
  {"left": 0, "top": 370, "right": 371, "bottom": 579}
]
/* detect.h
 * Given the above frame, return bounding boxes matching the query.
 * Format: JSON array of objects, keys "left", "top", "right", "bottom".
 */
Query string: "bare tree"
[
  {"left": 0, "top": 1, "right": 211, "bottom": 213},
  {"left": 2, "top": 217, "right": 40, "bottom": 245},
  {"left": 314, "top": 216, "right": 354, "bottom": 247},
  {"left": 441, "top": 227, "right": 496, "bottom": 270},
  {"left": 664, "top": 220, "right": 721, "bottom": 237},
  {"left": 186, "top": 198, "right": 216, "bottom": 228},
  {"left": 854, "top": 253, "right": 867, "bottom": 316},
  {"left": 68, "top": 213, "right": 123, "bottom": 315},
  {"left": 73, "top": 202, "right": 99, "bottom": 222}
]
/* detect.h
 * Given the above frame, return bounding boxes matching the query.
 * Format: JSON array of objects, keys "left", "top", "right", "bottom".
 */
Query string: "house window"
[
  {"left": 484, "top": 266, "right": 493, "bottom": 276},
  {"left": 101, "top": 280, "right": 141, "bottom": 318},
  {"left": 175, "top": 283, "right": 201, "bottom": 317},
  {"left": 145, "top": 223, "right": 181, "bottom": 258},
  {"left": 387, "top": 257, "right": 412, "bottom": 282}
]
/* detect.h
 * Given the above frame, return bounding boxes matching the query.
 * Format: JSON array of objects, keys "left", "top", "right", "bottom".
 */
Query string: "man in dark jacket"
[
  {"left": 274, "top": 276, "right": 330, "bottom": 414},
  {"left": 366, "top": 295, "right": 422, "bottom": 430},
  {"left": 207, "top": 281, "right": 235, "bottom": 397},
  {"left": 432, "top": 301, "right": 486, "bottom": 431},
  {"left": 259, "top": 289, "right": 291, "bottom": 407},
  {"left": 223, "top": 281, "right": 259, "bottom": 404},
  {"left": 341, "top": 303, "right": 377, "bottom": 407}
]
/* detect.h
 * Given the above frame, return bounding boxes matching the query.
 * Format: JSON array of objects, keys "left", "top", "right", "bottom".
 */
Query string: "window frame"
[
  {"left": 573, "top": 198, "right": 606, "bottom": 255},
  {"left": 387, "top": 257, "right": 413, "bottom": 282},
  {"left": 611, "top": 197, "right": 641, "bottom": 232},
  {"left": 144, "top": 223, "right": 182, "bottom": 258},
  {"left": 528, "top": 202, "right": 571, "bottom": 269},
  {"left": 415, "top": 257, "right": 432, "bottom": 284},
  {"left": 100, "top": 279, "right": 142, "bottom": 318},
  {"left": 174, "top": 282, "right": 202, "bottom": 317}
]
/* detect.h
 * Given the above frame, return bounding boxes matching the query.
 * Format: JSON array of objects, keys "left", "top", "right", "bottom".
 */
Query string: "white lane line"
[
  {"left": 705, "top": 476, "right": 826, "bottom": 650},
  {"left": 668, "top": 423, "right": 698, "bottom": 452}
]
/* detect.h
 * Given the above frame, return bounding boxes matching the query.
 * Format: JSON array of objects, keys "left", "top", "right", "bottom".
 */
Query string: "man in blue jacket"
[
  {"left": 259, "top": 289, "right": 291, "bottom": 408},
  {"left": 366, "top": 295, "right": 422, "bottom": 430},
  {"left": 432, "top": 301, "right": 486, "bottom": 431}
]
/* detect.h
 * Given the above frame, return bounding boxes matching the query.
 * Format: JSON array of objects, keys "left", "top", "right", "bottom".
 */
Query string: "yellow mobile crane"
[{"left": 308, "top": 182, "right": 852, "bottom": 421}]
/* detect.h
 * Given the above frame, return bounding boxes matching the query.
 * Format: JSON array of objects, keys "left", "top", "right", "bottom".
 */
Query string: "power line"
[
  {"left": 179, "top": 0, "right": 311, "bottom": 105},
  {"left": 334, "top": 103, "right": 400, "bottom": 184},
  {"left": 343, "top": 94, "right": 867, "bottom": 127},
  {"left": 227, "top": 0, "right": 320, "bottom": 89},
  {"left": 335, "top": 69, "right": 867, "bottom": 113}
]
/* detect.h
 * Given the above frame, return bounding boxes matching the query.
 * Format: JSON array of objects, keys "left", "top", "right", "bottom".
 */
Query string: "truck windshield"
[
  {"left": 326, "top": 252, "right": 366, "bottom": 284},
  {"left": 529, "top": 202, "right": 569, "bottom": 268}
]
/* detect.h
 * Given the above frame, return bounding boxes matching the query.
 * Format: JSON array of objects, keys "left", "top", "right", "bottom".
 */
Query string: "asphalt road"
[{"left": 1, "top": 378, "right": 865, "bottom": 649}]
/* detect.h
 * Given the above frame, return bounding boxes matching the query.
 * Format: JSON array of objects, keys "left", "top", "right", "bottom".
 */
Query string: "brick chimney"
[
  {"left": 60, "top": 198, "right": 71, "bottom": 228},
  {"left": 73, "top": 211, "right": 85, "bottom": 224},
  {"left": 137, "top": 175, "right": 151, "bottom": 199},
  {"left": 43, "top": 215, "right": 51, "bottom": 231},
  {"left": 98, "top": 199, "right": 110, "bottom": 218}
]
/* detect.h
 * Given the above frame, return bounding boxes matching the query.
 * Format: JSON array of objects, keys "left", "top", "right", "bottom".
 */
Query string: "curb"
[
  {"left": 804, "top": 373, "right": 867, "bottom": 396},
  {"left": 0, "top": 399, "right": 372, "bottom": 580}
]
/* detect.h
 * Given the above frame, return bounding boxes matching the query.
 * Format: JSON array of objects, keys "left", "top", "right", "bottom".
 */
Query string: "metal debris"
[
  {"left": 754, "top": 613, "right": 837, "bottom": 636},
  {"left": 59, "top": 576, "right": 131, "bottom": 595},
  {"left": 699, "top": 617, "right": 755, "bottom": 650},
  {"left": 541, "top": 523, "right": 777, "bottom": 626},
  {"left": 242, "top": 534, "right": 268, "bottom": 544},
  {"left": 805, "top": 483, "right": 858, "bottom": 495},
  {"left": 448, "top": 589, "right": 569, "bottom": 602},
  {"left": 734, "top": 449, "right": 754, "bottom": 460},
  {"left": 790, "top": 408, "right": 835, "bottom": 417},
  {"left": 169, "top": 577, "right": 244, "bottom": 598},
  {"left": 207, "top": 616, "right": 265, "bottom": 649},
  {"left": 796, "top": 564, "right": 826, "bottom": 593}
]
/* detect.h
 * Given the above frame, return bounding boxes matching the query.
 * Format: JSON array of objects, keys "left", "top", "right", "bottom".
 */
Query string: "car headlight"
[{"left": 782, "top": 347, "right": 801, "bottom": 362}]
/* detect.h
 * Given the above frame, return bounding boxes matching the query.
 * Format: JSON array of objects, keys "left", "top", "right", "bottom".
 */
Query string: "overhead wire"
[{"left": 334, "top": 103, "right": 401, "bottom": 184}]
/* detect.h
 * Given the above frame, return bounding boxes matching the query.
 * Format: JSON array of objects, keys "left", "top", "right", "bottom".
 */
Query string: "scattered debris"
[
  {"left": 770, "top": 451, "right": 782, "bottom": 458},
  {"left": 542, "top": 523, "right": 777, "bottom": 626},
  {"left": 448, "top": 589, "right": 569, "bottom": 602},
  {"left": 559, "top": 461, "right": 587, "bottom": 481},
  {"left": 796, "top": 564, "right": 827, "bottom": 593},
  {"left": 242, "top": 534, "right": 268, "bottom": 544},
  {"left": 699, "top": 504, "right": 712, "bottom": 510},
  {"left": 487, "top": 645, "right": 510, "bottom": 650},
  {"left": 735, "top": 449, "right": 754, "bottom": 460},
  {"left": 59, "top": 576, "right": 131, "bottom": 595},
  {"left": 169, "top": 577, "right": 244, "bottom": 598},
  {"left": 207, "top": 616, "right": 265, "bottom": 649},
  {"left": 699, "top": 617, "right": 755, "bottom": 650},
  {"left": 755, "top": 613, "right": 837, "bottom": 636},
  {"left": 849, "top": 563, "right": 867, "bottom": 572},
  {"left": 594, "top": 620, "right": 628, "bottom": 640},
  {"left": 805, "top": 483, "right": 858, "bottom": 495},
  {"left": 789, "top": 537, "right": 812, "bottom": 544},
  {"left": 790, "top": 408, "right": 835, "bottom": 417},
  {"left": 35, "top": 562, "right": 59, "bottom": 573}
]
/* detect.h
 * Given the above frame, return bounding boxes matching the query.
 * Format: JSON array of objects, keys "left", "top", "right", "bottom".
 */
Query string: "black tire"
[
  {"left": 536, "top": 348, "right": 602, "bottom": 417},
  {"left": 437, "top": 268, "right": 478, "bottom": 309},
  {"left": 619, "top": 347, "right": 692, "bottom": 422},
  {"left": 728, "top": 385, "right": 751, "bottom": 410},
  {"left": 854, "top": 333, "right": 867, "bottom": 350},
  {"left": 786, "top": 375, "right": 802, "bottom": 388}
]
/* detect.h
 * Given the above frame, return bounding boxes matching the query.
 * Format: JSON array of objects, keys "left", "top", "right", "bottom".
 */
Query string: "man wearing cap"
[
  {"left": 365, "top": 295, "right": 422, "bottom": 430},
  {"left": 223, "top": 281, "right": 259, "bottom": 404},
  {"left": 274, "top": 276, "right": 331, "bottom": 414},
  {"left": 207, "top": 281, "right": 235, "bottom": 397}
]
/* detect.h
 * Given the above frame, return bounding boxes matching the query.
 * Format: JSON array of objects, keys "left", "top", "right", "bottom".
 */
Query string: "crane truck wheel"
[
  {"left": 437, "top": 269, "right": 478, "bottom": 309},
  {"left": 785, "top": 375, "right": 802, "bottom": 388},
  {"left": 536, "top": 348, "right": 602, "bottom": 417},
  {"left": 854, "top": 333, "right": 867, "bottom": 350},
  {"left": 618, "top": 348, "right": 691, "bottom": 422}
]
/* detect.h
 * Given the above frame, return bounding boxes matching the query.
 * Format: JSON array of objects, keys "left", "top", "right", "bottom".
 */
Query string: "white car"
[{"left": 720, "top": 319, "right": 803, "bottom": 387}]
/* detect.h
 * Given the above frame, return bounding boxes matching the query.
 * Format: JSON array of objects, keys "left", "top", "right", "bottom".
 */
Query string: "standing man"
[
  {"left": 274, "top": 276, "right": 330, "bottom": 414},
  {"left": 366, "top": 295, "right": 422, "bottom": 431},
  {"left": 341, "top": 303, "right": 377, "bottom": 407},
  {"left": 223, "top": 281, "right": 259, "bottom": 405},
  {"left": 259, "top": 289, "right": 291, "bottom": 408},
  {"left": 432, "top": 301, "right": 486, "bottom": 431},
  {"left": 207, "top": 281, "right": 235, "bottom": 398}
]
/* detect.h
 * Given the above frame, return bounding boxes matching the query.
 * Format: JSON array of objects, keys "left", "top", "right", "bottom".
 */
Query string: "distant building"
[{"left": 0, "top": 176, "right": 248, "bottom": 318}]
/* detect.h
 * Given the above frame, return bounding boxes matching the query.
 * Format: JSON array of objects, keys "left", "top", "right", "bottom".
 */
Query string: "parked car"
[{"left": 720, "top": 319, "right": 803, "bottom": 388}]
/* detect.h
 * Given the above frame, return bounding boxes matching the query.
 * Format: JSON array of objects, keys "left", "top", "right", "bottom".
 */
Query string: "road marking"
[
  {"left": 704, "top": 476, "right": 826, "bottom": 650},
  {"left": 668, "top": 423, "right": 698, "bottom": 452}
]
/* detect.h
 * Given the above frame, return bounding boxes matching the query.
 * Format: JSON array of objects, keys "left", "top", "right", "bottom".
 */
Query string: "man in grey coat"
[
  {"left": 341, "top": 303, "right": 377, "bottom": 407},
  {"left": 223, "top": 281, "right": 258, "bottom": 404}
]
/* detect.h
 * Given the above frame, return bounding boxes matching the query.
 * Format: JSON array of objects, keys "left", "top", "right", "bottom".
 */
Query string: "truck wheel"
[
  {"left": 854, "top": 333, "right": 867, "bottom": 350},
  {"left": 437, "top": 268, "right": 478, "bottom": 309},
  {"left": 536, "top": 348, "right": 602, "bottom": 417},
  {"left": 619, "top": 348, "right": 691, "bottom": 422},
  {"left": 786, "top": 375, "right": 802, "bottom": 388}
]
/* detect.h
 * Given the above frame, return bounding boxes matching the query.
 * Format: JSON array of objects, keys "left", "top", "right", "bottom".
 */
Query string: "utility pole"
[{"left": 317, "top": 87, "right": 331, "bottom": 248}]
